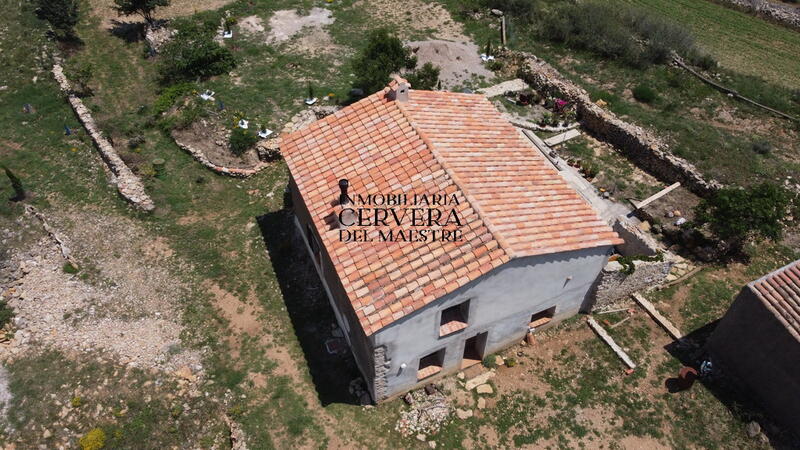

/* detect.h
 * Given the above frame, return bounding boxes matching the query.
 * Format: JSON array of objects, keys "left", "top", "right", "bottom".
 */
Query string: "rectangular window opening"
[
  {"left": 417, "top": 349, "right": 445, "bottom": 380},
  {"left": 529, "top": 306, "right": 556, "bottom": 329},
  {"left": 439, "top": 300, "right": 469, "bottom": 336}
]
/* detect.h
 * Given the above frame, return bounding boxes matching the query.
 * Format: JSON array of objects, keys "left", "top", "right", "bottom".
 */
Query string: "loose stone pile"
[{"left": 395, "top": 389, "right": 451, "bottom": 437}]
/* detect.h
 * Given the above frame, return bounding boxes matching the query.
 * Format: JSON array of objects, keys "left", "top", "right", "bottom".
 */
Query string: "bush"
[
  {"left": 688, "top": 50, "right": 717, "bottom": 70},
  {"left": 751, "top": 140, "right": 772, "bottom": 155},
  {"left": 113, "top": 0, "right": 170, "bottom": 25},
  {"left": 79, "top": 428, "right": 106, "bottom": 450},
  {"left": 35, "top": 0, "right": 80, "bottom": 39},
  {"left": 158, "top": 23, "right": 236, "bottom": 85},
  {"left": 538, "top": 2, "right": 698, "bottom": 68},
  {"left": 481, "top": 354, "right": 498, "bottom": 369},
  {"left": 694, "top": 183, "right": 792, "bottom": 248},
  {"left": 63, "top": 262, "right": 79, "bottom": 274},
  {"left": 229, "top": 127, "right": 257, "bottom": 155},
  {"left": 632, "top": 84, "right": 658, "bottom": 103},
  {"left": 406, "top": 63, "right": 441, "bottom": 90},
  {"left": 353, "top": 29, "right": 416, "bottom": 94},
  {"left": 153, "top": 83, "right": 195, "bottom": 115}
]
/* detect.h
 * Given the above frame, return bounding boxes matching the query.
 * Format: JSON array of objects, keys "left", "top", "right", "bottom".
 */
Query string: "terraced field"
[{"left": 616, "top": 0, "right": 800, "bottom": 88}]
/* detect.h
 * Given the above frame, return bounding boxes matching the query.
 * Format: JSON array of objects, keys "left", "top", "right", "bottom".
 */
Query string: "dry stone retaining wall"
[
  {"left": 713, "top": 0, "right": 800, "bottom": 30},
  {"left": 511, "top": 51, "right": 722, "bottom": 197},
  {"left": 52, "top": 65, "right": 155, "bottom": 211}
]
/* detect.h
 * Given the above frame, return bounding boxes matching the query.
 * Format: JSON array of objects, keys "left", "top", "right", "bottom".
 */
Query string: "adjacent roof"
[
  {"left": 748, "top": 259, "right": 800, "bottom": 340},
  {"left": 280, "top": 79, "right": 622, "bottom": 335}
]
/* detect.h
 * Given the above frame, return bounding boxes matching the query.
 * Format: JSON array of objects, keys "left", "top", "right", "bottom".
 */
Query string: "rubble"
[{"left": 395, "top": 389, "right": 451, "bottom": 437}]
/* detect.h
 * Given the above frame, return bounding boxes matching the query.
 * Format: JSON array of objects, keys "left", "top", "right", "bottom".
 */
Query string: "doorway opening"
[{"left": 461, "top": 332, "right": 488, "bottom": 369}]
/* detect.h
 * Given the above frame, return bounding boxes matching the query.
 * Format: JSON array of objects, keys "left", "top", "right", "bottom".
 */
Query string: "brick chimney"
[{"left": 387, "top": 76, "right": 410, "bottom": 102}]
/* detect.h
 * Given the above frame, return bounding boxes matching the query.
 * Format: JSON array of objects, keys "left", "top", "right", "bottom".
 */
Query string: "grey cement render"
[{"left": 372, "top": 245, "right": 612, "bottom": 399}]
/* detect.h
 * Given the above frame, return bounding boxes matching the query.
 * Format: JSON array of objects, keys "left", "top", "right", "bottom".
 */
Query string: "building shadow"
[
  {"left": 664, "top": 321, "right": 800, "bottom": 448},
  {"left": 256, "top": 207, "right": 361, "bottom": 406}
]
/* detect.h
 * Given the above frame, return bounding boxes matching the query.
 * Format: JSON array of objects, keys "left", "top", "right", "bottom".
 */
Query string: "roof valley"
[{"left": 394, "top": 99, "right": 516, "bottom": 260}]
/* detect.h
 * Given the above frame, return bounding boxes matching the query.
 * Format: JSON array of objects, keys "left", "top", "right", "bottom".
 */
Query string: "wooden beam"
[
  {"left": 632, "top": 293, "right": 683, "bottom": 340},
  {"left": 544, "top": 129, "right": 581, "bottom": 147},
  {"left": 587, "top": 317, "right": 636, "bottom": 369},
  {"left": 632, "top": 182, "right": 680, "bottom": 210}
]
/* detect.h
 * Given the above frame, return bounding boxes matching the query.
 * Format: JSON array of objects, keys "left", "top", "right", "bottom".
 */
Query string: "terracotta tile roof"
[
  {"left": 748, "top": 259, "right": 800, "bottom": 341},
  {"left": 280, "top": 79, "right": 621, "bottom": 335}
]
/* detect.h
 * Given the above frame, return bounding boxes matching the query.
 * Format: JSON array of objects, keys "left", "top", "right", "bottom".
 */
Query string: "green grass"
[{"left": 614, "top": 0, "right": 800, "bottom": 89}]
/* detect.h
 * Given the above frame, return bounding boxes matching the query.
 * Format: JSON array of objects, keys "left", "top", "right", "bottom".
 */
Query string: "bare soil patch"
[
  {"left": 1, "top": 208, "right": 201, "bottom": 373},
  {"left": 89, "top": 0, "right": 236, "bottom": 29},
  {"left": 266, "top": 8, "right": 334, "bottom": 44},
  {"left": 172, "top": 119, "right": 262, "bottom": 170},
  {"left": 356, "top": 0, "right": 466, "bottom": 41},
  {"left": 406, "top": 40, "right": 494, "bottom": 89}
]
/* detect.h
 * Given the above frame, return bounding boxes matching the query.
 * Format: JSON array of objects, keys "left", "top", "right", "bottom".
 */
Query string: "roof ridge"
[{"left": 394, "top": 98, "right": 516, "bottom": 259}]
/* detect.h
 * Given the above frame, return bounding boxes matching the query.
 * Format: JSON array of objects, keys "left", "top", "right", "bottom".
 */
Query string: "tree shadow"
[
  {"left": 665, "top": 321, "right": 800, "bottom": 448},
  {"left": 108, "top": 20, "right": 146, "bottom": 43},
  {"left": 256, "top": 205, "right": 361, "bottom": 406}
]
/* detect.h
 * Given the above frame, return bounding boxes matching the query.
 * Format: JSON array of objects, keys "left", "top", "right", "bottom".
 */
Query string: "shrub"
[
  {"left": 79, "top": 428, "right": 106, "bottom": 450},
  {"left": 694, "top": 183, "right": 792, "bottom": 248},
  {"left": 481, "top": 354, "right": 498, "bottom": 369},
  {"left": 35, "top": 0, "right": 80, "bottom": 39},
  {"left": 353, "top": 29, "right": 416, "bottom": 94},
  {"left": 538, "top": 2, "right": 698, "bottom": 68},
  {"left": 632, "top": 84, "right": 658, "bottom": 103},
  {"left": 406, "top": 63, "right": 440, "bottom": 90},
  {"left": 63, "top": 262, "right": 79, "bottom": 274},
  {"left": 153, "top": 83, "right": 195, "bottom": 115},
  {"left": 229, "top": 127, "right": 257, "bottom": 155},
  {"left": 158, "top": 23, "right": 236, "bottom": 85},
  {"left": 0, "top": 300, "right": 14, "bottom": 329},
  {"left": 751, "top": 140, "right": 772, "bottom": 155},
  {"left": 71, "top": 396, "right": 83, "bottom": 407},
  {"left": 688, "top": 50, "right": 717, "bottom": 70}
]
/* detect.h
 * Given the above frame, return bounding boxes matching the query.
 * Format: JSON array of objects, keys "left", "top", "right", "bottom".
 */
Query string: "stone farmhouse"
[
  {"left": 707, "top": 259, "right": 800, "bottom": 432},
  {"left": 280, "top": 77, "right": 623, "bottom": 402}
]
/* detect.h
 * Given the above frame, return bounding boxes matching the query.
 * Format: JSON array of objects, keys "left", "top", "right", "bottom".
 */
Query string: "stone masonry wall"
[
  {"left": 52, "top": 65, "right": 155, "bottom": 211},
  {"left": 512, "top": 51, "right": 722, "bottom": 197},
  {"left": 373, "top": 345, "right": 389, "bottom": 402},
  {"left": 592, "top": 218, "right": 673, "bottom": 307}
]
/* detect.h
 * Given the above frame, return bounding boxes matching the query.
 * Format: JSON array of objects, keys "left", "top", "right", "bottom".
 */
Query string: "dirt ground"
[
  {"left": 407, "top": 40, "right": 494, "bottom": 89},
  {"left": 356, "top": 0, "right": 467, "bottom": 42},
  {"left": 89, "top": 0, "right": 236, "bottom": 28},
  {"left": 172, "top": 119, "right": 263, "bottom": 169}
]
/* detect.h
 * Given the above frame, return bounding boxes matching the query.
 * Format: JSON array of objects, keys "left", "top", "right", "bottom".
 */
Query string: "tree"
[
  {"left": 353, "top": 29, "right": 417, "bottom": 94},
  {"left": 35, "top": 0, "right": 80, "bottom": 39},
  {"left": 406, "top": 63, "right": 441, "bottom": 91},
  {"left": 113, "top": 0, "right": 170, "bottom": 26},
  {"left": 694, "top": 183, "right": 792, "bottom": 249},
  {"left": 1, "top": 164, "right": 26, "bottom": 201},
  {"left": 157, "top": 23, "right": 236, "bottom": 84}
]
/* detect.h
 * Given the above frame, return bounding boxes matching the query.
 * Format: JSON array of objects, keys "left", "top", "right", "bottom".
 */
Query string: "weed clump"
[
  {"left": 632, "top": 84, "right": 658, "bottom": 103},
  {"left": 79, "top": 428, "right": 105, "bottom": 450},
  {"left": 229, "top": 127, "right": 257, "bottom": 156}
]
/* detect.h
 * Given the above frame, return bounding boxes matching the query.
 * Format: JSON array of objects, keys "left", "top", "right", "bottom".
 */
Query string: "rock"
[
  {"left": 455, "top": 408, "right": 473, "bottom": 420},
  {"left": 745, "top": 421, "right": 761, "bottom": 438},
  {"left": 465, "top": 371, "right": 495, "bottom": 390},
  {"left": 428, "top": 442, "right": 437, "bottom": 449},
  {"left": 416, "top": 434, "right": 427, "bottom": 442},
  {"left": 476, "top": 384, "right": 493, "bottom": 395},
  {"left": 477, "top": 397, "right": 486, "bottom": 409},
  {"left": 456, "top": 372, "right": 465, "bottom": 380},
  {"left": 494, "top": 355, "right": 504, "bottom": 366},
  {"left": 175, "top": 366, "right": 196, "bottom": 383},
  {"left": 490, "top": 8, "right": 503, "bottom": 16},
  {"left": 403, "top": 392, "right": 414, "bottom": 405},
  {"left": 42, "top": 429, "right": 52, "bottom": 439}
]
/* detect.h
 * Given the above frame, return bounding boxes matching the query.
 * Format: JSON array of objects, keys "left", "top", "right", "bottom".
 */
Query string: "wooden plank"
[
  {"left": 544, "top": 129, "right": 581, "bottom": 147},
  {"left": 632, "top": 182, "right": 680, "bottom": 210},
  {"left": 632, "top": 293, "right": 683, "bottom": 340},
  {"left": 587, "top": 317, "right": 636, "bottom": 369}
]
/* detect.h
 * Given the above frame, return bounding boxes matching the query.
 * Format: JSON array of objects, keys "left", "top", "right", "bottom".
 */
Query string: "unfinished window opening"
[
  {"left": 439, "top": 300, "right": 469, "bottom": 336},
  {"left": 417, "top": 349, "right": 445, "bottom": 380},
  {"left": 529, "top": 306, "right": 556, "bottom": 329},
  {"left": 461, "top": 331, "right": 488, "bottom": 369}
]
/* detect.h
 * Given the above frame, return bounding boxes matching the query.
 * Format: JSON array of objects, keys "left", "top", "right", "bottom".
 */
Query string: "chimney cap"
[{"left": 338, "top": 178, "right": 350, "bottom": 205}]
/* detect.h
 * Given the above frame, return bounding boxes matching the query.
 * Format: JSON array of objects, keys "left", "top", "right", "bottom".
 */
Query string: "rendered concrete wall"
[
  {"left": 372, "top": 246, "right": 612, "bottom": 400},
  {"left": 707, "top": 288, "right": 800, "bottom": 432}
]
